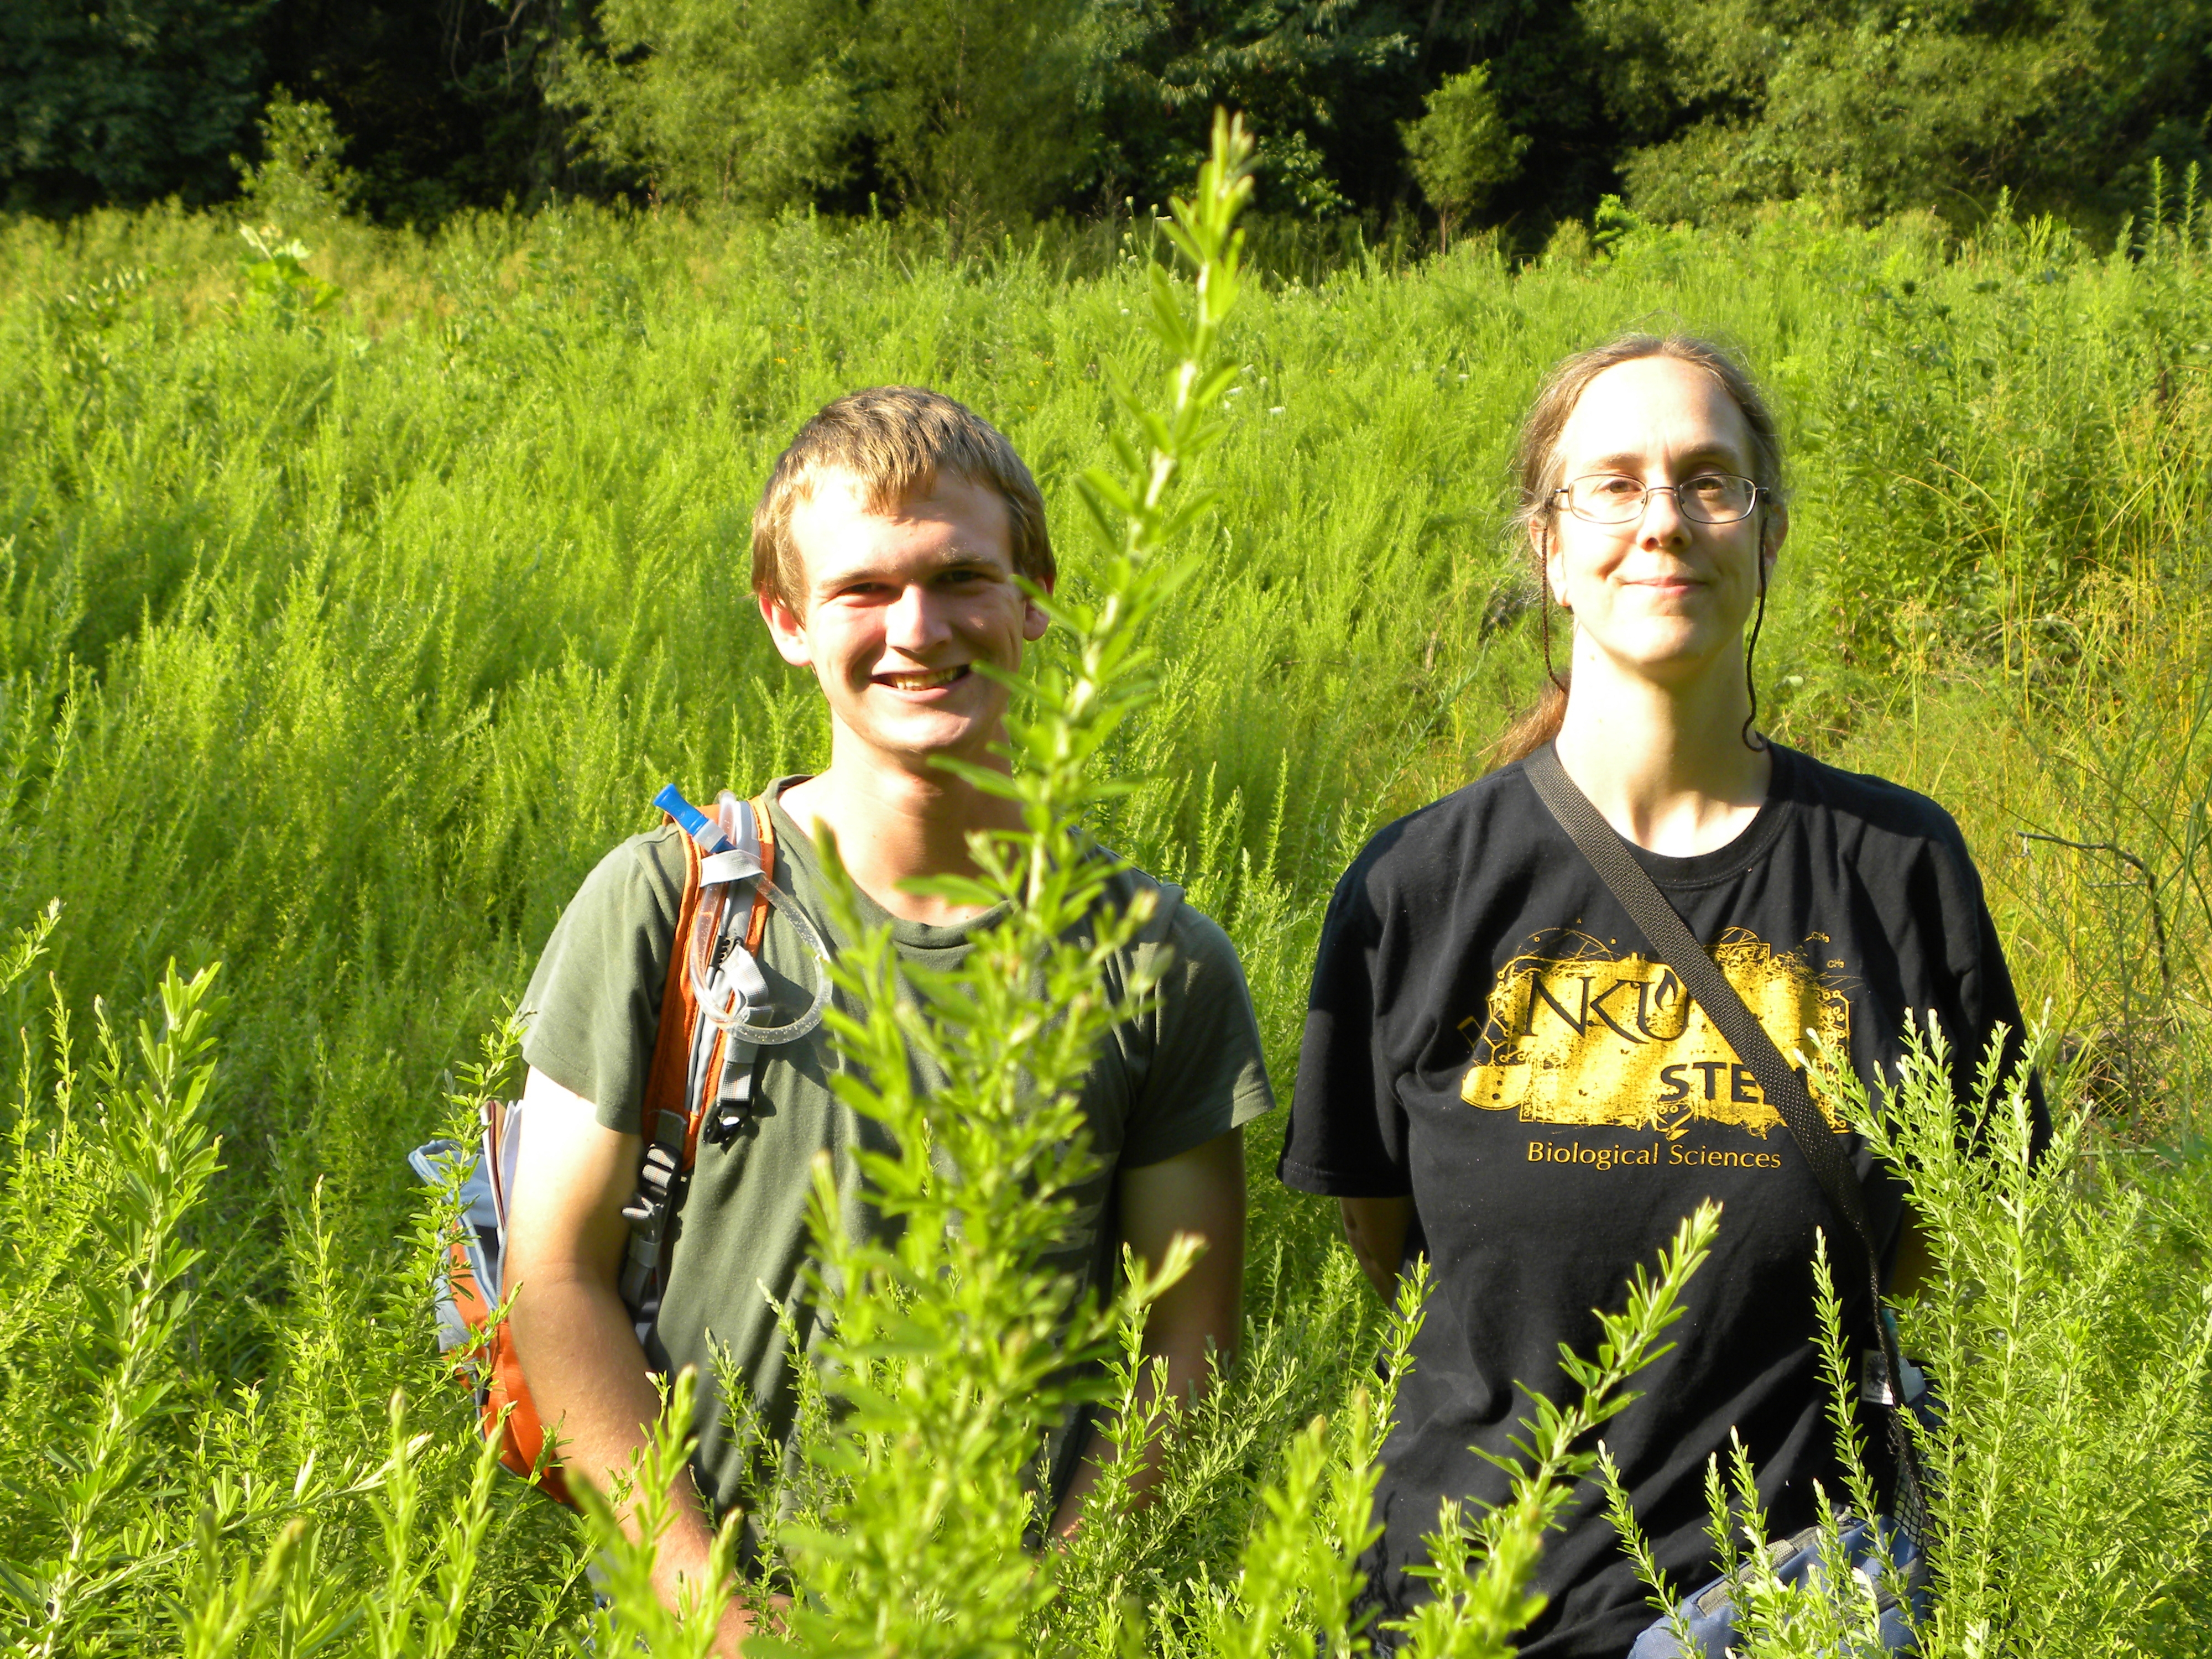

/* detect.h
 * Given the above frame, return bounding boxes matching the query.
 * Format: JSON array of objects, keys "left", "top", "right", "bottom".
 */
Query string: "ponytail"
[
  {"left": 1494, "top": 677, "right": 1567, "bottom": 767},
  {"left": 1493, "top": 561, "right": 1569, "bottom": 768}
]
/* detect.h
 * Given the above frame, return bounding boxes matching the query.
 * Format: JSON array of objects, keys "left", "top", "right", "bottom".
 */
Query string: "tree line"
[{"left": 8, "top": 0, "right": 2211, "bottom": 244}]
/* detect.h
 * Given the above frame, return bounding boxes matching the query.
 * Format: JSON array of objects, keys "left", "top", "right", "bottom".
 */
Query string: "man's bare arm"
[
  {"left": 1891, "top": 1208, "right": 1936, "bottom": 1299},
  {"left": 1338, "top": 1194, "right": 1412, "bottom": 1304},
  {"left": 1050, "top": 1125, "right": 1246, "bottom": 1537},
  {"left": 504, "top": 1066, "right": 755, "bottom": 1654}
]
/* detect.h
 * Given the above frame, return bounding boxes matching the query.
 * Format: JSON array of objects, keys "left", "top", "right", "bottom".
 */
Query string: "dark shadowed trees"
[
  {"left": 8, "top": 0, "right": 2212, "bottom": 238},
  {"left": 2, "top": 0, "right": 275, "bottom": 214}
]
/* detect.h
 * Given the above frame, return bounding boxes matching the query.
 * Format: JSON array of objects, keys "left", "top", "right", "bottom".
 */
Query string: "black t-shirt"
[{"left": 1279, "top": 745, "right": 2046, "bottom": 1659}]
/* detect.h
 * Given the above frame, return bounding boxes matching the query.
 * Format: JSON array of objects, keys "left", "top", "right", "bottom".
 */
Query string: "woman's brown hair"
[{"left": 1491, "top": 333, "right": 1790, "bottom": 766}]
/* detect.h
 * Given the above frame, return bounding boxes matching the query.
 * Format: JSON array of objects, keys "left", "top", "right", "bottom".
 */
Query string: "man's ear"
[
  {"left": 759, "top": 587, "right": 814, "bottom": 668},
  {"left": 1021, "top": 572, "right": 1051, "bottom": 643}
]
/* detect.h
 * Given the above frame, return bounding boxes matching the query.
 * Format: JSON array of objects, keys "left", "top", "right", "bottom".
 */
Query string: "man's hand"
[
  {"left": 1050, "top": 1125, "right": 1246, "bottom": 1538},
  {"left": 1338, "top": 1194, "right": 1412, "bottom": 1303},
  {"left": 505, "top": 1067, "right": 758, "bottom": 1653}
]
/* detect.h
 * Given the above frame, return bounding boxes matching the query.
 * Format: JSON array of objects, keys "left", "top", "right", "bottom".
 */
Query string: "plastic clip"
[{"left": 620, "top": 1142, "right": 681, "bottom": 1227}]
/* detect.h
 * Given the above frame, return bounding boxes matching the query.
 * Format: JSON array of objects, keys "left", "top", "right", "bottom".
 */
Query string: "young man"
[{"left": 505, "top": 386, "right": 1274, "bottom": 1650}]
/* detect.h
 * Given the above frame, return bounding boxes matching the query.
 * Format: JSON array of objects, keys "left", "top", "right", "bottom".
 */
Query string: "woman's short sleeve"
[{"left": 1278, "top": 864, "right": 1413, "bottom": 1197}]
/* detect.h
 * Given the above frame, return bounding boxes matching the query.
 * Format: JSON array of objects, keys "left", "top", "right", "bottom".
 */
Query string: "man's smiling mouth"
[{"left": 877, "top": 664, "right": 969, "bottom": 692}]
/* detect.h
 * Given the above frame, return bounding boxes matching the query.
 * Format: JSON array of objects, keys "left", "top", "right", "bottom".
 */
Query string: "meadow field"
[{"left": 3, "top": 177, "right": 2211, "bottom": 1655}]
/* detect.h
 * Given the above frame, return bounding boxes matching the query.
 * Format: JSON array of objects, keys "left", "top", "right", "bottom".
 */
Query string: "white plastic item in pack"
[{"left": 684, "top": 789, "right": 832, "bottom": 1048}]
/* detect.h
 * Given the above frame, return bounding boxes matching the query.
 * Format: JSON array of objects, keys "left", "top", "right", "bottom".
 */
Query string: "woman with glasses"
[{"left": 1279, "top": 335, "right": 2044, "bottom": 1656}]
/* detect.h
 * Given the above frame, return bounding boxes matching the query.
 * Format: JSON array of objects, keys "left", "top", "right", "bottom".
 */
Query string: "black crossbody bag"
[{"left": 1521, "top": 743, "right": 1933, "bottom": 1655}]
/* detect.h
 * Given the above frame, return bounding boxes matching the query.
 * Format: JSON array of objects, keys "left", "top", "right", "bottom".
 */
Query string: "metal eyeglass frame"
[{"left": 1551, "top": 473, "right": 1766, "bottom": 525}]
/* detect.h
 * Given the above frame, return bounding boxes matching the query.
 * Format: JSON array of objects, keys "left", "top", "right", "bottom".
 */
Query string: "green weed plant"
[{"left": 1, "top": 124, "right": 2210, "bottom": 1657}]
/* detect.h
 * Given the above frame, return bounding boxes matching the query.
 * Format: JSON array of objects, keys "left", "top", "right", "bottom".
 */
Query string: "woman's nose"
[{"left": 1637, "top": 486, "right": 1691, "bottom": 545}]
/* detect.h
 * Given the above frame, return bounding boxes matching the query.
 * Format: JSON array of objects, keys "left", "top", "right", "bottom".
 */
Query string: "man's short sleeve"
[
  {"left": 1118, "top": 902, "right": 1276, "bottom": 1169},
  {"left": 1278, "top": 864, "right": 1412, "bottom": 1197},
  {"left": 519, "top": 828, "right": 688, "bottom": 1134}
]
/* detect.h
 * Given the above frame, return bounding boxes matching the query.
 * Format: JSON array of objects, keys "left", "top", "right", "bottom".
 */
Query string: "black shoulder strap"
[{"left": 1521, "top": 742, "right": 1927, "bottom": 1535}]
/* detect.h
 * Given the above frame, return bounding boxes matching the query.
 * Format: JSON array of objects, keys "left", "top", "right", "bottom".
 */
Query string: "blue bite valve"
[{"left": 653, "top": 784, "right": 733, "bottom": 855}]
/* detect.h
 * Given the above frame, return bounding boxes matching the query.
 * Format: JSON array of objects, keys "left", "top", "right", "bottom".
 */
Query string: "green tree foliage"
[
  {"left": 1400, "top": 64, "right": 1527, "bottom": 247},
  {"left": 1585, "top": 0, "right": 2212, "bottom": 227},
  {"left": 860, "top": 0, "right": 1095, "bottom": 220},
  {"left": 22, "top": 0, "right": 2212, "bottom": 242},
  {"left": 554, "top": 0, "right": 1094, "bottom": 220},
  {"left": 0, "top": 0, "right": 581, "bottom": 223},
  {"left": 1083, "top": 1, "right": 1417, "bottom": 215},
  {"left": 0, "top": 0, "right": 276, "bottom": 214},
  {"left": 252, "top": 0, "right": 583, "bottom": 225},
  {"left": 232, "top": 88, "right": 359, "bottom": 227},
  {"left": 1387, "top": 2, "right": 1611, "bottom": 239},
  {"left": 555, "top": 0, "right": 864, "bottom": 212}
]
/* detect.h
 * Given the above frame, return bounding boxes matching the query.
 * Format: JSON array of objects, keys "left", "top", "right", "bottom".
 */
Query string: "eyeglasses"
[{"left": 1552, "top": 473, "right": 1764, "bottom": 525}]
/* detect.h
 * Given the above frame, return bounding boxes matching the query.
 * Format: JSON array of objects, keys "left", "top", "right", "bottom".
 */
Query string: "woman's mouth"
[{"left": 877, "top": 664, "right": 969, "bottom": 692}]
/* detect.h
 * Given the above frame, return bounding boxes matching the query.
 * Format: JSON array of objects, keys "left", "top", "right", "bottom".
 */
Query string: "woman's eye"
[{"left": 1595, "top": 476, "right": 1641, "bottom": 497}]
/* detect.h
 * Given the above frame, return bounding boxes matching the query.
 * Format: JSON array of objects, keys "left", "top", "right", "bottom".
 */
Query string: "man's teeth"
[{"left": 884, "top": 666, "right": 962, "bottom": 691}]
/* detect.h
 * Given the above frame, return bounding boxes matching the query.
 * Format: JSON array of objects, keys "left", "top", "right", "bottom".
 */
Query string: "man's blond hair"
[{"left": 752, "top": 386, "right": 1053, "bottom": 608}]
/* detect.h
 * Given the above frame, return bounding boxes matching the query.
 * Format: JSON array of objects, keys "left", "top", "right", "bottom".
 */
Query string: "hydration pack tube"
[{"left": 408, "top": 785, "right": 829, "bottom": 1506}]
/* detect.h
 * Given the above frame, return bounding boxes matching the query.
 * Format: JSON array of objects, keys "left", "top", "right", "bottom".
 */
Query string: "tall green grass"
[{"left": 1, "top": 171, "right": 2209, "bottom": 1652}]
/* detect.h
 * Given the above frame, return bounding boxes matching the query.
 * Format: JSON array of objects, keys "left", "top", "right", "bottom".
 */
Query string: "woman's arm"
[{"left": 1338, "top": 1195, "right": 1413, "bottom": 1303}]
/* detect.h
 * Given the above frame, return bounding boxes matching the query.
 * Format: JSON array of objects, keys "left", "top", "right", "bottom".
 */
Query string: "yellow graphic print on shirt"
[{"left": 1459, "top": 928, "right": 1850, "bottom": 1138}]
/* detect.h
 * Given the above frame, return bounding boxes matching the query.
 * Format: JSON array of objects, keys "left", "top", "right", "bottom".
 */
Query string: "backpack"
[{"left": 407, "top": 786, "right": 832, "bottom": 1506}]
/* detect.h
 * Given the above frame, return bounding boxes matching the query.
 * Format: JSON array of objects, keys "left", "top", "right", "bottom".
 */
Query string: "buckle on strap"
[
  {"left": 702, "top": 1039, "right": 760, "bottom": 1147},
  {"left": 620, "top": 1142, "right": 681, "bottom": 1228}
]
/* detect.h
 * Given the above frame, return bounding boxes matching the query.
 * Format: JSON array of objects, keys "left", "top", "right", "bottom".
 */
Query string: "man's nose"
[{"left": 883, "top": 583, "right": 951, "bottom": 653}]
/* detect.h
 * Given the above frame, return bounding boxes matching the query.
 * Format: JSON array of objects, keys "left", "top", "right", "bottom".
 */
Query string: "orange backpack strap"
[
  {"left": 455, "top": 789, "right": 776, "bottom": 1511},
  {"left": 617, "top": 792, "right": 778, "bottom": 1324},
  {"left": 471, "top": 827, "right": 718, "bottom": 1507}
]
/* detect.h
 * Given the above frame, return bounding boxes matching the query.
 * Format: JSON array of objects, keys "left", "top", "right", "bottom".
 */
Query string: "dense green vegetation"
[
  {"left": 3, "top": 156, "right": 2212, "bottom": 1652},
  {"left": 11, "top": 0, "right": 2212, "bottom": 241}
]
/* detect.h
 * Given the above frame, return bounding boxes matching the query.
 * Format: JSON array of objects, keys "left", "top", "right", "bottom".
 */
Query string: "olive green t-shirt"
[{"left": 519, "top": 779, "right": 1275, "bottom": 1528}]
